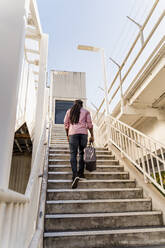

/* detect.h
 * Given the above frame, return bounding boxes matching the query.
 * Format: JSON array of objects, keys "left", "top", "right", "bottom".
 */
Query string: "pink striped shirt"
[{"left": 64, "top": 108, "right": 93, "bottom": 135}]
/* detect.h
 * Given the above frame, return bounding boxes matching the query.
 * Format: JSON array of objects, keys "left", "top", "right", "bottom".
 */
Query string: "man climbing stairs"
[{"left": 44, "top": 126, "right": 165, "bottom": 247}]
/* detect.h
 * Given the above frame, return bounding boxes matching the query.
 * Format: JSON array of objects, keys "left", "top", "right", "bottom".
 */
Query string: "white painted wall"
[
  {"left": 0, "top": 0, "right": 26, "bottom": 188},
  {"left": 137, "top": 117, "right": 165, "bottom": 146},
  {"left": 52, "top": 71, "right": 86, "bottom": 100},
  {"left": 50, "top": 71, "right": 86, "bottom": 124}
]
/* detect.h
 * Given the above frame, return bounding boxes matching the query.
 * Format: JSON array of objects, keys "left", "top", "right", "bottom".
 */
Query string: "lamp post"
[{"left": 77, "top": 45, "right": 109, "bottom": 115}]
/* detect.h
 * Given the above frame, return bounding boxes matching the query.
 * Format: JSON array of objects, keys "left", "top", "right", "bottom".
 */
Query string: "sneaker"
[{"left": 72, "top": 177, "right": 79, "bottom": 189}]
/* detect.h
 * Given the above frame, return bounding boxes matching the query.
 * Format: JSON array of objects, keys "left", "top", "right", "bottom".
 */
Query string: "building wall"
[
  {"left": 50, "top": 71, "right": 86, "bottom": 124},
  {"left": 136, "top": 117, "right": 165, "bottom": 145}
]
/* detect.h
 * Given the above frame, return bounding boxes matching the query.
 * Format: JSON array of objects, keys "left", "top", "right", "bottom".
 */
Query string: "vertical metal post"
[
  {"left": 101, "top": 48, "right": 109, "bottom": 116},
  {"left": 109, "top": 57, "right": 124, "bottom": 114},
  {"left": 119, "top": 69, "right": 124, "bottom": 114},
  {"left": 140, "top": 29, "right": 144, "bottom": 46},
  {"left": 127, "top": 16, "right": 144, "bottom": 47}
]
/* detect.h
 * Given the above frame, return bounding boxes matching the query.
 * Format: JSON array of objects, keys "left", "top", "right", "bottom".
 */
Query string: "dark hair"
[{"left": 70, "top": 99, "right": 83, "bottom": 124}]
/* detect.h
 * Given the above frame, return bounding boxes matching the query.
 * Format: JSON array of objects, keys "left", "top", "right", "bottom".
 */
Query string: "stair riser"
[
  {"left": 49, "top": 155, "right": 115, "bottom": 160},
  {"left": 48, "top": 166, "right": 124, "bottom": 173},
  {"left": 47, "top": 181, "right": 136, "bottom": 189},
  {"left": 45, "top": 214, "right": 162, "bottom": 232},
  {"left": 48, "top": 160, "right": 119, "bottom": 165},
  {"left": 44, "top": 231, "right": 165, "bottom": 248},
  {"left": 46, "top": 200, "right": 151, "bottom": 214},
  {"left": 46, "top": 190, "right": 143, "bottom": 200},
  {"left": 48, "top": 173, "right": 129, "bottom": 180}
]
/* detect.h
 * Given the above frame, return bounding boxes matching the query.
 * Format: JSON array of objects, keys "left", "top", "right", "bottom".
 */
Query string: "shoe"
[{"left": 72, "top": 177, "right": 79, "bottom": 189}]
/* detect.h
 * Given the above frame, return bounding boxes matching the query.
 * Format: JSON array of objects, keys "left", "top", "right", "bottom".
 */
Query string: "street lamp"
[{"left": 77, "top": 45, "right": 109, "bottom": 115}]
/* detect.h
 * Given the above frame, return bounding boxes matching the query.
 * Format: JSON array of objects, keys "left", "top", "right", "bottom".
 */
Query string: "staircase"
[{"left": 44, "top": 126, "right": 165, "bottom": 248}]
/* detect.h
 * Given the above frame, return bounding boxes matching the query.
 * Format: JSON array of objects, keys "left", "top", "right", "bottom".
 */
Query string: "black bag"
[{"left": 84, "top": 144, "right": 96, "bottom": 172}]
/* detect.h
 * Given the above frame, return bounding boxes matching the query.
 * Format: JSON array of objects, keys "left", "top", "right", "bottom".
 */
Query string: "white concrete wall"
[
  {"left": 15, "top": 58, "right": 37, "bottom": 135},
  {"left": 0, "top": 0, "right": 26, "bottom": 188},
  {"left": 136, "top": 117, "right": 165, "bottom": 146},
  {"left": 52, "top": 71, "right": 86, "bottom": 100}
]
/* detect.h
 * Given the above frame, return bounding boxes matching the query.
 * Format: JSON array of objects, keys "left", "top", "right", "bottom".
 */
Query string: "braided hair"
[{"left": 70, "top": 99, "right": 83, "bottom": 124}]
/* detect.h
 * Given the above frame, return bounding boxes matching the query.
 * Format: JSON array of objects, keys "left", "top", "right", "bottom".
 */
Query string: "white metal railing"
[
  {"left": 28, "top": 122, "right": 51, "bottom": 248},
  {"left": 93, "top": 0, "right": 165, "bottom": 121},
  {"left": 94, "top": 115, "right": 165, "bottom": 195}
]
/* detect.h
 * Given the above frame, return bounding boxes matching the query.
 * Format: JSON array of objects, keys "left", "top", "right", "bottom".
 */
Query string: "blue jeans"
[{"left": 69, "top": 134, "right": 88, "bottom": 180}]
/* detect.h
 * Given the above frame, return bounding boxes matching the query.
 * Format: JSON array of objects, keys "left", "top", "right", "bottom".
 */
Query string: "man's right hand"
[{"left": 89, "top": 136, "right": 94, "bottom": 143}]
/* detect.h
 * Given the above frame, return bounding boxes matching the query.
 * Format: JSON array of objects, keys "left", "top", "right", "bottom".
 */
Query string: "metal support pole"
[
  {"left": 109, "top": 57, "right": 124, "bottom": 114},
  {"left": 101, "top": 49, "right": 109, "bottom": 116},
  {"left": 90, "top": 102, "right": 99, "bottom": 121},
  {"left": 127, "top": 16, "right": 144, "bottom": 47},
  {"left": 119, "top": 70, "right": 124, "bottom": 114}
]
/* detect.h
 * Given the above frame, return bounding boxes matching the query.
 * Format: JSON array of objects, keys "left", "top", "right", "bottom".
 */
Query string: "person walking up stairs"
[{"left": 64, "top": 99, "right": 94, "bottom": 189}]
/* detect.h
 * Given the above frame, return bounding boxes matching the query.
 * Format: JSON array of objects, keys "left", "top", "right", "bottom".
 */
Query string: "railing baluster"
[
  {"left": 143, "top": 138, "right": 151, "bottom": 177},
  {"left": 149, "top": 140, "right": 157, "bottom": 181},
  {"left": 154, "top": 144, "right": 164, "bottom": 188}
]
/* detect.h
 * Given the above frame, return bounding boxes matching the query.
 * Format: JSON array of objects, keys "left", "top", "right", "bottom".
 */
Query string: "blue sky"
[{"left": 37, "top": 0, "right": 163, "bottom": 109}]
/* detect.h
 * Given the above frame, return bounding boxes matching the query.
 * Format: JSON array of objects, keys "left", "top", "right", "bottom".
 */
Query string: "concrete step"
[
  {"left": 48, "top": 171, "right": 129, "bottom": 180},
  {"left": 49, "top": 149, "right": 112, "bottom": 155},
  {"left": 51, "top": 139, "right": 68, "bottom": 142},
  {"left": 43, "top": 227, "right": 165, "bottom": 247},
  {"left": 49, "top": 146, "right": 108, "bottom": 151},
  {"left": 51, "top": 142, "right": 68, "bottom": 145},
  {"left": 51, "top": 135, "right": 66, "bottom": 137},
  {"left": 47, "top": 179, "right": 136, "bottom": 189},
  {"left": 49, "top": 146, "right": 70, "bottom": 150},
  {"left": 51, "top": 136, "right": 66, "bottom": 138},
  {"left": 46, "top": 198, "right": 152, "bottom": 214},
  {"left": 46, "top": 188, "right": 143, "bottom": 200},
  {"left": 51, "top": 134, "right": 66, "bottom": 136},
  {"left": 44, "top": 211, "right": 162, "bottom": 232},
  {"left": 48, "top": 159, "right": 119, "bottom": 165},
  {"left": 48, "top": 165, "right": 124, "bottom": 172},
  {"left": 51, "top": 136, "right": 67, "bottom": 138},
  {"left": 49, "top": 154, "right": 115, "bottom": 160}
]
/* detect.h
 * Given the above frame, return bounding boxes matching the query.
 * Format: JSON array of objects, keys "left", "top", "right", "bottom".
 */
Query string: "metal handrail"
[
  {"left": 28, "top": 122, "right": 51, "bottom": 248},
  {"left": 110, "top": 114, "right": 165, "bottom": 149},
  {"left": 105, "top": 115, "right": 165, "bottom": 194},
  {"left": 93, "top": 0, "right": 164, "bottom": 120}
]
